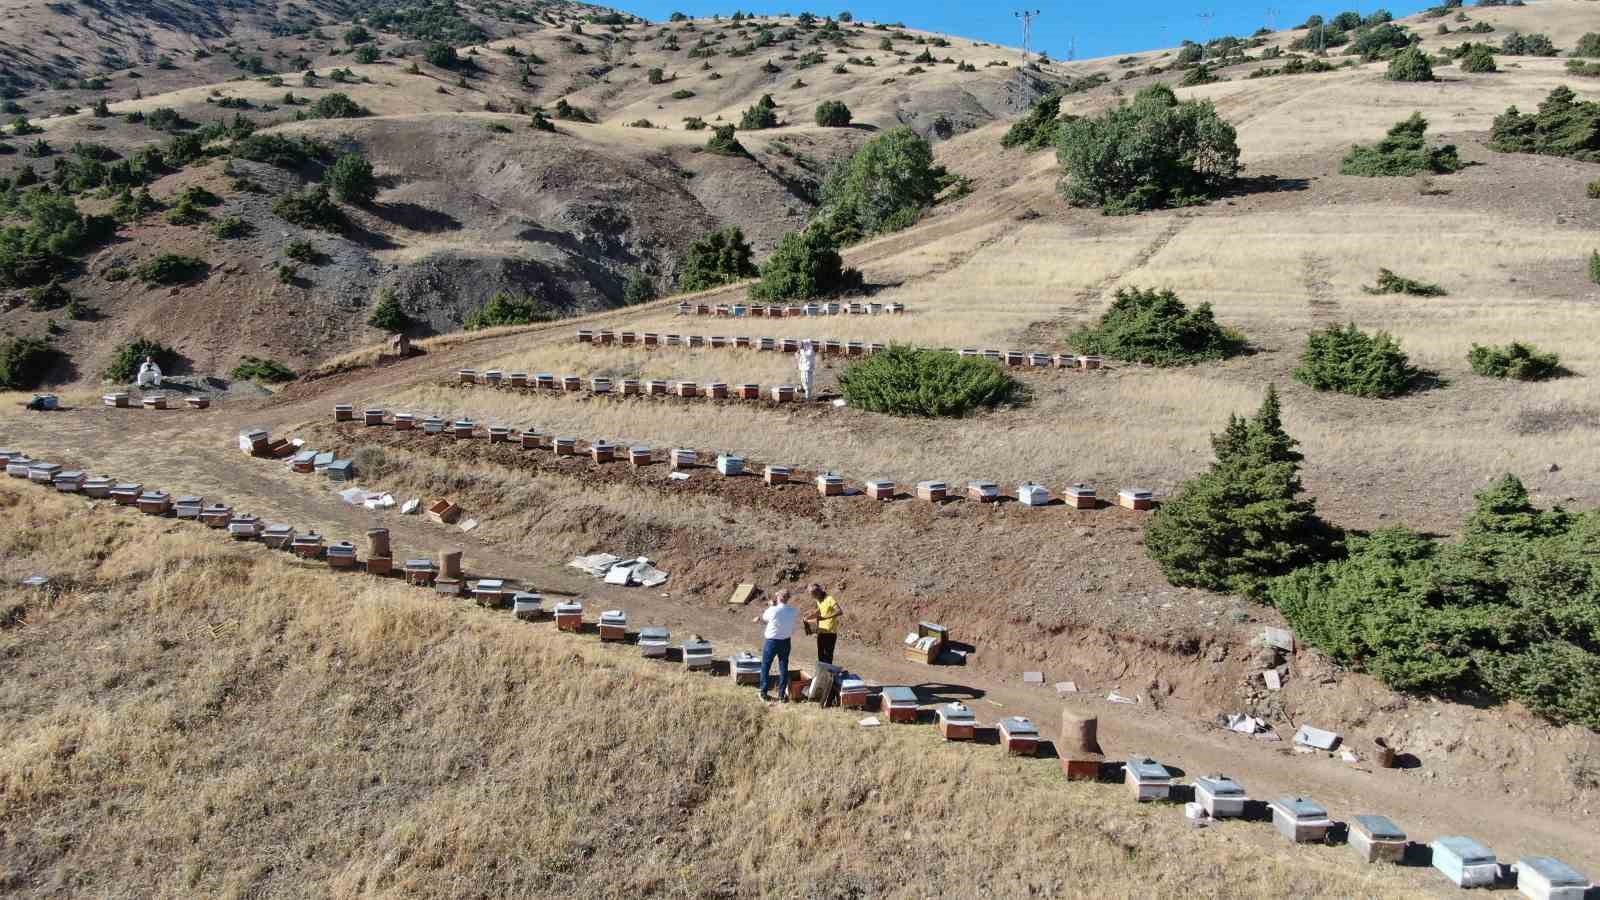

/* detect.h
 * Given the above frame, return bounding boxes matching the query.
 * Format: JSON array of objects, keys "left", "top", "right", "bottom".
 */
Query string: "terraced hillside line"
[
  {"left": 1022, "top": 217, "right": 1190, "bottom": 347},
  {"left": 1301, "top": 252, "right": 1343, "bottom": 323}
]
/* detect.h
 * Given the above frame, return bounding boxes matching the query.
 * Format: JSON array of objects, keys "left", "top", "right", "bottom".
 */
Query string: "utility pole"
[
  {"left": 1014, "top": 9, "right": 1041, "bottom": 60},
  {"left": 1197, "top": 10, "right": 1214, "bottom": 42},
  {"left": 1265, "top": 7, "right": 1278, "bottom": 32},
  {"left": 1067, "top": 35, "right": 1076, "bottom": 61}
]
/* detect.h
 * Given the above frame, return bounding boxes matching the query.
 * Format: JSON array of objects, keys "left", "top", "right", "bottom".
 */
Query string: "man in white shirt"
[
  {"left": 796, "top": 341, "right": 817, "bottom": 400},
  {"left": 752, "top": 590, "right": 799, "bottom": 702}
]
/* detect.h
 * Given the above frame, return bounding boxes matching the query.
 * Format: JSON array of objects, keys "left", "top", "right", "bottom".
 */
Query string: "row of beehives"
[
  {"left": 573, "top": 329, "right": 1107, "bottom": 370},
  {"left": 675, "top": 300, "right": 905, "bottom": 317},
  {"left": 3, "top": 446, "right": 1589, "bottom": 899},
  {"left": 325, "top": 406, "right": 1159, "bottom": 510},
  {"left": 99, "top": 392, "right": 210, "bottom": 410},
  {"left": 454, "top": 369, "right": 815, "bottom": 403}
]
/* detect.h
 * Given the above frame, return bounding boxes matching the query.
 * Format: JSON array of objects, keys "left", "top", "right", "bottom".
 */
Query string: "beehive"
[
  {"left": 110, "top": 483, "right": 142, "bottom": 505},
  {"left": 937, "top": 703, "right": 977, "bottom": 741},
  {"left": 846, "top": 341, "right": 864, "bottom": 357},
  {"left": 1005, "top": 351, "right": 1025, "bottom": 367},
  {"left": 758, "top": 337, "right": 776, "bottom": 351},
  {"left": 238, "top": 428, "right": 269, "bottom": 454},
  {"left": 1064, "top": 483, "right": 1097, "bottom": 509},
  {"left": 888, "top": 303, "right": 905, "bottom": 314},
  {"left": 458, "top": 369, "right": 478, "bottom": 384},
  {"left": 620, "top": 331, "right": 637, "bottom": 346},
  {"left": 803, "top": 303, "right": 820, "bottom": 317},
  {"left": 734, "top": 335, "right": 751, "bottom": 348},
  {"left": 736, "top": 383, "right": 761, "bottom": 400},
  {"left": 665, "top": 334, "right": 682, "bottom": 347},
  {"left": 1432, "top": 837, "right": 1498, "bottom": 889},
  {"left": 427, "top": 499, "right": 461, "bottom": 524},
  {"left": 554, "top": 601, "right": 584, "bottom": 632},
  {"left": 262, "top": 524, "right": 295, "bottom": 549},
  {"left": 599, "top": 609, "right": 628, "bottom": 642},
  {"left": 404, "top": 558, "right": 438, "bottom": 586},
  {"left": 707, "top": 382, "right": 729, "bottom": 399},
  {"left": 82, "top": 476, "right": 114, "bottom": 498},
  {"left": 643, "top": 333, "right": 660, "bottom": 347},
  {"left": 3, "top": 457, "right": 32, "bottom": 478},
  {"left": 967, "top": 481, "right": 1000, "bottom": 503},
  {"left": 1018, "top": 483, "right": 1051, "bottom": 507},
  {"left": 675, "top": 381, "right": 698, "bottom": 398},
  {"left": 535, "top": 373, "right": 557, "bottom": 390},
  {"left": 452, "top": 419, "right": 476, "bottom": 439},
  {"left": 867, "top": 342, "right": 886, "bottom": 354},
  {"left": 716, "top": 454, "right": 745, "bottom": 476},
  {"left": 137, "top": 491, "right": 171, "bottom": 515},
  {"left": 1270, "top": 797, "right": 1334, "bottom": 844},
  {"left": 434, "top": 578, "right": 464, "bottom": 598},
  {"left": 822, "top": 339, "right": 842, "bottom": 355},
  {"left": 591, "top": 377, "right": 612, "bottom": 394},
  {"left": 905, "top": 622, "right": 947, "bottom": 665},
  {"left": 621, "top": 378, "right": 642, "bottom": 395},
  {"left": 764, "top": 464, "right": 791, "bottom": 485},
  {"left": 393, "top": 413, "right": 415, "bottom": 431},
  {"left": 1516, "top": 856, "right": 1591, "bottom": 900},
  {"left": 959, "top": 349, "right": 979, "bottom": 358},
  {"left": 562, "top": 375, "right": 582, "bottom": 392},
  {"left": 709, "top": 335, "right": 727, "bottom": 349},
  {"left": 27, "top": 462, "right": 61, "bottom": 484},
  {"left": 1059, "top": 711, "right": 1105, "bottom": 781},
  {"left": 577, "top": 329, "right": 595, "bottom": 343},
  {"left": 1194, "top": 775, "right": 1249, "bottom": 818},
  {"left": 509, "top": 372, "right": 529, "bottom": 387},
  {"left": 1119, "top": 488, "right": 1155, "bottom": 511},
  {"left": 647, "top": 379, "right": 669, "bottom": 396},
  {"left": 1349, "top": 815, "right": 1407, "bottom": 865},
  {"left": 520, "top": 431, "right": 544, "bottom": 450},
  {"left": 866, "top": 479, "right": 895, "bottom": 501},
  {"left": 1079, "top": 355, "right": 1104, "bottom": 370},
  {"left": 770, "top": 384, "right": 796, "bottom": 402},
  {"left": 675, "top": 302, "right": 691, "bottom": 316},
  {"left": 779, "top": 338, "right": 799, "bottom": 352},
  {"left": 999, "top": 717, "right": 1040, "bottom": 756},
  {"left": 473, "top": 579, "right": 506, "bottom": 608},
  {"left": 824, "top": 302, "right": 841, "bottom": 315},
  {"left": 512, "top": 592, "right": 543, "bottom": 621},
  {"left": 982, "top": 349, "right": 1001, "bottom": 362},
  {"left": 366, "top": 556, "right": 392, "bottom": 577},
  {"left": 52, "top": 470, "right": 86, "bottom": 492},
  {"left": 629, "top": 446, "right": 652, "bottom": 467},
  {"left": 1054, "top": 354, "right": 1078, "bottom": 368},
  {"left": 103, "top": 392, "right": 130, "bottom": 408},
  {"left": 142, "top": 395, "right": 167, "bottom": 410},
  {"left": 597, "top": 330, "right": 615, "bottom": 345},
  {"left": 291, "top": 532, "right": 325, "bottom": 559},
  {"left": 816, "top": 473, "right": 845, "bottom": 497},
  {"left": 839, "top": 676, "right": 869, "bottom": 709},
  {"left": 488, "top": 426, "right": 511, "bottom": 443},
  {"left": 482, "top": 369, "right": 503, "bottom": 385},
  {"left": 591, "top": 441, "right": 616, "bottom": 463},
  {"left": 553, "top": 437, "right": 578, "bottom": 457},
  {"left": 687, "top": 335, "right": 704, "bottom": 348},
  {"left": 227, "top": 515, "right": 263, "bottom": 540},
  {"left": 916, "top": 480, "right": 947, "bottom": 502},
  {"left": 670, "top": 448, "right": 697, "bottom": 469},
  {"left": 1125, "top": 756, "right": 1174, "bottom": 802},
  {"left": 326, "top": 541, "right": 358, "bottom": 569},
  {"left": 200, "top": 503, "right": 233, "bottom": 528},
  {"left": 422, "top": 416, "right": 446, "bottom": 434},
  {"left": 881, "top": 686, "right": 919, "bottom": 724},
  {"left": 682, "top": 639, "right": 714, "bottom": 670},
  {"left": 1028, "top": 352, "right": 1052, "bottom": 367},
  {"left": 638, "top": 626, "right": 670, "bottom": 658},
  {"left": 184, "top": 395, "right": 211, "bottom": 410}
]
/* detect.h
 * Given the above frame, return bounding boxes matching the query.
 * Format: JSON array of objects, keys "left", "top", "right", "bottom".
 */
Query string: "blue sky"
[{"left": 608, "top": 1, "right": 1435, "bottom": 60}]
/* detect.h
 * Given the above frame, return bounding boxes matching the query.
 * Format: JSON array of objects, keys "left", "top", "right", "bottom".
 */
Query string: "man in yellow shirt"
[{"left": 803, "top": 582, "right": 842, "bottom": 664}]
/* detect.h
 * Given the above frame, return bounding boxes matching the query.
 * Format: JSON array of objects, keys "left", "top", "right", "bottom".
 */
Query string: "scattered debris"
[
  {"left": 363, "top": 493, "right": 396, "bottom": 510},
  {"left": 669, "top": 472, "right": 690, "bottom": 481},
  {"left": 832, "top": 398, "right": 847, "bottom": 407},
  {"left": 1340, "top": 749, "right": 1361, "bottom": 764},
  {"left": 858, "top": 716, "right": 881, "bottom": 727},
  {"left": 1022, "top": 671, "right": 1044, "bottom": 684},
  {"left": 1226, "top": 713, "right": 1270, "bottom": 734},
  {"left": 1294, "top": 724, "right": 1341, "bottom": 751},
  {"left": 1055, "top": 681, "right": 1078, "bottom": 694},
  {"left": 573, "top": 554, "right": 671, "bottom": 587},
  {"left": 1107, "top": 692, "right": 1137, "bottom": 704},
  {"left": 728, "top": 583, "right": 758, "bottom": 606},
  {"left": 1263, "top": 669, "right": 1283, "bottom": 691},
  {"left": 1262, "top": 627, "right": 1296, "bottom": 653},
  {"left": 570, "top": 553, "right": 623, "bottom": 577},
  {"left": 400, "top": 498, "right": 420, "bottom": 515},
  {"left": 458, "top": 519, "right": 479, "bottom": 532}
]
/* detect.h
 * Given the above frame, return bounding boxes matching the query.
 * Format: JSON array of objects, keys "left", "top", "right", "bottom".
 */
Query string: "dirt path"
[
  {"left": 1300, "top": 252, "right": 1344, "bottom": 324},
  {"left": 7, "top": 397, "right": 1597, "bottom": 876}
]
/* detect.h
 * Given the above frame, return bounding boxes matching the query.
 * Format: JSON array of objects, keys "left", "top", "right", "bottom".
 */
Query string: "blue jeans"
[{"left": 759, "top": 637, "right": 791, "bottom": 697}]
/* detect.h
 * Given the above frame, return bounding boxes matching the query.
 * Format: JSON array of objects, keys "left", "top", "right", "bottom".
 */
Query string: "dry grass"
[{"left": 0, "top": 484, "right": 1437, "bottom": 897}]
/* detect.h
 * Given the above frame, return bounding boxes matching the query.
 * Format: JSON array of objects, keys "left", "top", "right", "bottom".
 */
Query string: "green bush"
[
  {"left": 814, "top": 126, "right": 946, "bottom": 243},
  {"left": 1055, "top": 83, "right": 1240, "bottom": 215},
  {"left": 553, "top": 98, "right": 593, "bottom": 122},
  {"left": 1269, "top": 475, "right": 1600, "bottom": 728},
  {"left": 838, "top": 346, "right": 1022, "bottom": 417},
  {"left": 1575, "top": 32, "right": 1600, "bottom": 58},
  {"left": 425, "top": 43, "right": 461, "bottom": 69},
  {"left": 1500, "top": 31, "right": 1557, "bottom": 56},
  {"left": 1362, "top": 267, "right": 1447, "bottom": 296},
  {"left": 306, "top": 92, "right": 370, "bottom": 119},
  {"left": 134, "top": 253, "right": 208, "bottom": 285},
  {"left": 1146, "top": 386, "right": 1339, "bottom": 599},
  {"left": 1351, "top": 22, "right": 1416, "bottom": 59},
  {"left": 367, "top": 289, "right": 411, "bottom": 331},
  {"left": 814, "top": 99, "right": 852, "bottom": 126},
  {"left": 231, "top": 355, "right": 296, "bottom": 383},
  {"left": 210, "top": 215, "right": 251, "bottom": 239},
  {"left": 1590, "top": 249, "right": 1600, "bottom": 284},
  {"left": 1468, "top": 341, "right": 1561, "bottom": 380},
  {"left": 680, "top": 226, "right": 759, "bottom": 292},
  {"left": 648, "top": 67, "right": 666, "bottom": 84},
  {"left": 284, "top": 239, "right": 318, "bottom": 263},
  {"left": 0, "top": 192, "right": 117, "bottom": 288},
  {"left": 232, "top": 133, "right": 330, "bottom": 168},
  {"left": 1294, "top": 322, "right": 1417, "bottom": 398},
  {"left": 1386, "top": 47, "right": 1435, "bottom": 81},
  {"left": 1459, "top": 43, "right": 1497, "bottom": 72},
  {"left": 1179, "top": 64, "right": 1219, "bottom": 86},
  {"left": 272, "top": 186, "right": 345, "bottom": 231},
  {"left": 1569, "top": 60, "right": 1600, "bottom": 78},
  {"left": 1339, "top": 113, "right": 1461, "bottom": 176},
  {"left": 531, "top": 111, "right": 556, "bottom": 132},
  {"left": 705, "top": 124, "right": 746, "bottom": 156},
  {"left": 0, "top": 335, "right": 57, "bottom": 389},
  {"left": 1000, "top": 93, "right": 1065, "bottom": 151},
  {"left": 464, "top": 292, "right": 554, "bottom": 329},
  {"left": 1067, "top": 286, "right": 1243, "bottom": 366},
  {"left": 624, "top": 270, "right": 657, "bottom": 304},
  {"left": 325, "top": 152, "right": 377, "bottom": 204},
  {"left": 102, "top": 337, "right": 179, "bottom": 382},
  {"left": 353, "top": 45, "right": 380, "bottom": 64},
  {"left": 739, "top": 94, "right": 778, "bottom": 129},
  {"left": 751, "top": 227, "right": 861, "bottom": 301},
  {"left": 1490, "top": 86, "right": 1600, "bottom": 162},
  {"left": 1589, "top": 179, "right": 1600, "bottom": 199},
  {"left": 670, "top": 89, "right": 695, "bottom": 99}
]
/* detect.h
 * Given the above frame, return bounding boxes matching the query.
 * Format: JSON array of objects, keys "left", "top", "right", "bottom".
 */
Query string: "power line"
[{"left": 1014, "top": 9, "right": 1041, "bottom": 60}]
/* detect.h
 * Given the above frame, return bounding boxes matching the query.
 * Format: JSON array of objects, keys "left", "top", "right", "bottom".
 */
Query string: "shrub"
[
  {"left": 144, "top": 107, "right": 189, "bottom": 132},
  {"left": 325, "top": 152, "right": 377, "bottom": 204},
  {"left": 1468, "top": 341, "right": 1561, "bottom": 380},
  {"left": 670, "top": 89, "right": 695, "bottom": 99},
  {"left": 1001, "top": 93, "right": 1065, "bottom": 151},
  {"left": 354, "top": 46, "right": 381, "bottom": 64},
  {"left": 1340, "top": 113, "right": 1461, "bottom": 176},
  {"left": 814, "top": 126, "right": 946, "bottom": 243},
  {"left": 1180, "top": 64, "right": 1219, "bottom": 86},
  {"left": 1386, "top": 47, "right": 1435, "bottom": 81},
  {"left": 464, "top": 292, "right": 552, "bottom": 329},
  {"left": 367, "top": 289, "right": 411, "bottom": 331},
  {"left": 1490, "top": 86, "right": 1600, "bottom": 162},
  {"left": 1269, "top": 475, "right": 1600, "bottom": 729},
  {"left": 1575, "top": 32, "right": 1600, "bottom": 58},
  {"left": 102, "top": 337, "right": 179, "bottom": 382},
  {"left": 211, "top": 216, "right": 251, "bottom": 239},
  {"left": 27, "top": 281, "right": 70, "bottom": 310},
  {"left": 680, "top": 226, "right": 759, "bottom": 291},
  {"left": 739, "top": 94, "right": 779, "bottom": 129},
  {"left": 1363, "top": 267, "right": 1447, "bottom": 296},
  {"left": 648, "top": 67, "right": 666, "bottom": 84},
  {"left": 531, "top": 111, "right": 556, "bottom": 132},
  {"left": 1453, "top": 43, "right": 1496, "bottom": 73},
  {"left": 306, "top": 92, "right": 369, "bottom": 119},
  {"left": 345, "top": 24, "right": 373, "bottom": 46},
  {"left": 1067, "top": 287, "right": 1242, "bottom": 365},
  {"left": 1294, "top": 322, "right": 1416, "bottom": 398},
  {"left": 425, "top": 43, "right": 461, "bottom": 69},
  {"left": 1056, "top": 83, "right": 1239, "bottom": 215},
  {"left": 814, "top": 99, "right": 852, "bottom": 126},
  {"left": 1591, "top": 249, "right": 1600, "bottom": 284},
  {"left": 751, "top": 227, "right": 861, "bottom": 300},
  {"left": 705, "top": 124, "right": 746, "bottom": 156},
  {"left": 1589, "top": 179, "right": 1600, "bottom": 199},
  {"left": 1146, "top": 386, "right": 1339, "bottom": 599},
  {"left": 553, "top": 98, "right": 593, "bottom": 122},
  {"left": 232, "top": 133, "right": 330, "bottom": 168},
  {"left": 273, "top": 186, "right": 345, "bottom": 231},
  {"left": 0, "top": 192, "right": 117, "bottom": 288},
  {"left": 231, "top": 355, "right": 296, "bottom": 383},
  {"left": 623, "top": 270, "right": 658, "bottom": 305},
  {"left": 1500, "top": 31, "right": 1557, "bottom": 56},
  {"left": 838, "top": 346, "right": 1022, "bottom": 417},
  {"left": 134, "top": 253, "right": 208, "bottom": 285},
  {"left": 1351, "top": 22, "right": 1416, "bottom": 59},
  {"left": 0, "top": 335, "right": 57, "bottom": 389},
  {"left": 284, "top": 239, "right": 318, "bottom": 263}
]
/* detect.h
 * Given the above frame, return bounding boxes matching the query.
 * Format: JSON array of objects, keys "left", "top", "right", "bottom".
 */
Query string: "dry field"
[{"left": 0, "top": 485, "right": 1443, "bottom": 898}]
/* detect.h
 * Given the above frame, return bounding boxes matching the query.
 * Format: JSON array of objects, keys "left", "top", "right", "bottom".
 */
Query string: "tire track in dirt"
[
  {"left": 1021, "top": 216, "right": 1189, "bottom": 347},
  {"left": 1300, "top": 252, "right": 1343, "bottom": 324}
]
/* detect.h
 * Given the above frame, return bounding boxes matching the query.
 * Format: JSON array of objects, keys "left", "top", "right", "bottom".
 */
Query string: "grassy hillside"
[{"left": 0, "top": 484, "right": 1438, "bottom": 897}]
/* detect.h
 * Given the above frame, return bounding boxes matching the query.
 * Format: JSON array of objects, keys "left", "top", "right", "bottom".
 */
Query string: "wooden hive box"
[
  {"left": 238, "top": 428, "right": 269, "bottom": 455},
  {"left": 904, "top": 622, "right": 947, "bottom": 664},
  {"left": 967, "top": 481, "right": 999, "bottom": 503},
  {"left": 647, "top": 379, "right": 669, "bottom": 396},
  {"left": 881, "top": 686, "right": 919, "bottom": 724},
  {"left": 736, "top": 383, "right": 761, "bottom": 400},
  {"left": 1125, "top": 756, "right": 1174, "bottom": 802},
  {"left": 822, "top": 340, "right": 842, "bottom": 356},
  {"left": 1270, "top": 797, "right": 1334, "bottom": 845},
  {"left": 1017, "top": 483, "right": 1051, "bottom": 507},
  {"left": 110, "top": 483, "right": 142, "bottom": 505},
  {"left": 421, "top": 417, "right": 446, "bottom": 434},
  {"left": 937, "top": 703, "right": 977, "bottom": 741},
  {"left": 687, "top": 335, "right": 705, "bottom": 348},
  {"left": 326, "top": 541, "right": 358, "bottom": 569},
  {"left": 291, "top": 532, "right": 325, "bottom": 559},
  {"left": 682, "top": 639, "right": 714, "bottom": 670},
  {"left": 757, "top": 337, "right": 776, "bottom": 351},
  {"left": 1118, "top": 488, "right": 1154, "bottom": 511},
  {"left": 535, "top": 373, "right": 557, "bottom": 390},
  {"left": 1349, "top": 815, "right": 1408, "bottom": 865},
  {"left": 638, "top": 626, "right": 670, "bottom": 658},
  {"left": 628, "top": 446, "right": 652, "bottom": 467},
  {"left": 1430, "top": 837, "right": 1498, "bottom": 888},
  {"left": 201, "top": 504, "right": 233, "bottom": 528},
  {"left": 366, "top": 556, "right": 393, "bottom": 576},
  {"left": 393, "top": 413, "right": 415, "bottom": 431},
  {"left": 427, "top": 499, "right": 461, "bottom": 525},
  {"left": 868, "top": 303, "right": 885, "bottom": 315},
  {"left": 512, "top": 591, "right": 543, "bottom": 621},
  {"left": 53, "top": 470, "right": 86, "bottom": 492},
  {"left": 434, "top": 578, "right": 464, "bottom": 598},
  {"left": 1064, "top": 483, "right": 1097, "bottom": 509},
  {"left": 999, "top": 717, "right": 1041, "bottom": 756},
  {"left": 675, "top": 381, "right": 698, "bottom": 398},
  {"left": 695, "top": 304, "right": 710, "bottom": 315},
  {"left": 561, "top": 376, "right": 582, "bottom": 392},
  {"left": 186, "top": 396, "right": 210, "bottom": 410},
  {"left": 509, "top": 372, "right": 529, "bottom": 388},
  {"left": 520, "top": 431, "right": 545, "bottom": 450},
  {"left": 553, "top": 437, "right": 578, "bottom": 457},
  {"left": 597, "top": 330, "right": 616, "bottom": 345},
  {"left": 709, "top": 335, "right": 727, "bottom": 348},
  {"left": 867, "top": 342, "right": 886, "bottom": 354},
  {"left": 27, "top": 462, "right": 61, "bottom": 483},
  {"left": 1516, "top": 856, "right": 1590, "bottom": 900},
  {"left": 472, "top": 579, "right": 507, "bottom": 608},
  {"left": 802, "top": 303, "right": 820, "bottom": 317},
  {"left": 716, "top": 454, "right": 745, "bottom": 476},
  {"left": 1054, "top": 354, "right": 1078, "bottom": 368},
  {"left": 488, "top": 426, "right": 512, "bottom": 443},
  {"left": 665, "top": 334, "right": 682, "bottom": 347},
  {"left": 103, "top": 392, "right": 130, "bottom": 408},
  {"left": 1194, "top": 775, "right": 1249, "bottom": 818},
  {"left": 577, "top": 329, "right": 594, "bottom": 343},
  {"left": 866, "top": 480, "right": 895, "bottom": 501},
  {"left": 403, "top": 558, "right": 438, "bottom": 586},
  {"left": 670, "top": 448, "right": 697, "bottom": 469},
  {"left": 888, "top": 303, "right": 905, "bottom": 314},
  {"left": 763, "top": 465, "right": 791, "bottom": 485},
  {"left": 847, "top": 302, "right": 864, "bottom": 315},
  {"left": 621, "top": 378, "right": 642, "bottom": 395},
  {"left": 839, "top": 675, "right": 869, "bottom": 709},
  {"left": 142, "top": 395, "right": 167, "bottom": 410},
  {"left": 137, "top": 491, "right": 172, "bottom": 515},
  {"left": 262, "top": 524, "right": 295, "bottom": 549},
  {"left": 1005, "top": 351, "right": 1026, "bottom": 367},
  {"left": 706, "top": 382, "right": 729, "bottom": 399},
  {"left": 1078, "top": 355, "right": 1103, "bottom": 370},
  {"left": 675, "top": 302, "right": 692, "bottom": 316},
  {"left": 1028, "top": 352, "right": 1052, "bottom": 368},
  {"left": 599, "top": 610, "right": 628, "bottom": 642},
  {"left": 824, "top": 302, "right": 842, "bottom": 315},
  {"left": 482, "top": 369, "right": 503, "bottom": 385},
  {"left": 816, "top": 473, "right": 845, "bottom": 497},
  {"left": 770, "top": 384, "right": 796, "bottom": 402},
  {"left": 452, "top": 419, "right": 476, "bottom": 439},
  {"left": 981, "top": 349, "right": 1001, "bottom": 363},
  {"left": 916, "top": 481, "right": 947, "bottom": 502},
  {"left": 959, "top": 348, "right": 979, "bottom": 358},
  {"left": 554, "top": 601, "right": 584, "bottom": 632},
  {"left": 734, "top": 335, "right": 751, "bottom": 348},
  {"left": 847, "top": 341, "right": 864, "bottom": 357},
  {"left": 591, "top": 441, "right": 616, "bottom": 463},
  {"left": 227, "top": 515, "right": 263, "bottom": 540},
  {"left": 643, "top": 333, "right": 660, "bottom": 347},
  {"left": 779, "top": 338, "right": 799, "bottom": 352},
  {"left": 620, "top": 331, "right": 637, "bottom": 346},
  {"left": 458, "top": 369, "right": 477, "bottom": 384},
  {"left": 82, "top": 476, "right": 114, "bottom": 499}
]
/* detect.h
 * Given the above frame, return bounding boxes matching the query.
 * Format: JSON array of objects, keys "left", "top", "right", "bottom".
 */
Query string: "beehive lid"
[
  {"left": 840, "top": 677, "right": 867, "bottom": 691},
  {"left": 265, "top": 524, "right": 292, "bottom": 534},
  {"left": 1127, "top": 757, "right": 1171, "bottom": 782},
  {"left": 176, "top": 495, "right": 202, "bottom": 506},
  {"left": 291, "top": 450, "right": 317, "bottom": 463},
  {"left": 918, "top": 622, "right": 948, "bottom": 636},
  {"left": 57, "top": 470, "right": 84, "bottom": 480},
  {"left": 766, "top": 465, "right": 791, "bottom": 474},
  {"left": 404, "top": 558, "right": 435, "bottom": 570},
  {"left": 328, "top": 541, "right": 356, "bottom": 553},
  {"left": 365, "top": 407, "right": 385, "bottom": 415},
  {"left": 600, "top": 610, "right": 627, "bottom": 625},
  {"left": 327, "top": 460, "right": 352, "bottom": 473},
  {"left": 31, "top": 463, "right": 61, "bottom": 473},
  {"left": 682, "top": 640, "right": 712, "bottom": 654},
  {"left": 940, "top": 703, "right": 975, "bottom": 723},
  {"left": 1066, "top": 483, "right": 1095, "bottom": 496},
  {"left": 453, "top": 419, "right": 475, "bottom": 428},
  {"left": 555, "top": 437, "right": 576, "bottom": 445},
  {"left": 203, "top": 503, "right": 229, "bottom": 513},
  {"left": 630, "top": 446, "right": 651, "bottom": 454},
  {"left": 1353, "top": 815, "right": 1405, "bottom": 840},
  {"left": 1195, "top": 775, "right": 1245, "bottom": 797},
  {"left": 639, "top": 627, "right": 670, "bottom": 642},
  {"left": 554, "top": 602, "right": 583, "bottom": 614},
  {"left": 313, "top": 452, "right": 335, "bottom": 466},
  {"left": 334, "top": 404, "right": 353, "bottom": 412},
  {"left": 1000, "top": 717, "right": 1038, "bottom": 737},
  {"left": 1120, "top": 487, "right": 1153, "bottom": 500},
  {"left": 1276, "top": 797, "right": 1329, "bottom": 820},
  {"left": 968, "top": 480, "right": 998, "bottom": 492},
  {"left": 917, "top": 480, "right": 946, "bottom": 490},
  {"left": 881, "top": 686, "right": 917, "bottom": 706},
  {"left": 818, "top": 473, "right": 844, "bottom": 483},
  {"left": 475, "top": 579, "right": 506, "bottom": 591},
  {"left": 1519, "top": 857, "right": 1587, "bottom": 886},
  {"left": 239, "top": 429, "right": 267, "bottom": 440},
  {"left": 867, "top": 479, "right": 893, "bottom": 489},
  {"left": 139, "top": 490, "right": 167, "bottom": 500},
  {"left": 512, "top": 591, "right": 541, "bottom": 602},
  {"left": 1435, "top": 836, "right": 1494, "bottom": 865}
]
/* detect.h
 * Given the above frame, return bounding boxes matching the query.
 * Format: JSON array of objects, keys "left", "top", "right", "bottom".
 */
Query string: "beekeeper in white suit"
[
  {"left": 135, "top": 355, "right": 163, "bottom": 388},
  {"left": 796, "top": 340, "right": 817, "bottom": 400}
]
